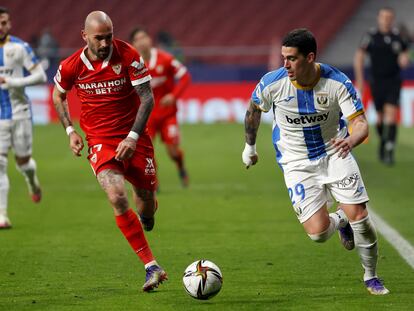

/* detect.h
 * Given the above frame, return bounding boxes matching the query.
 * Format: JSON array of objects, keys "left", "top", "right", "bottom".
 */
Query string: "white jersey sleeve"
[
  {"left": 336, "top": 74, "right": 364, "bottom": 120},
  {"left": 251, "top": 68, "right": 287, "bottom": 112}
]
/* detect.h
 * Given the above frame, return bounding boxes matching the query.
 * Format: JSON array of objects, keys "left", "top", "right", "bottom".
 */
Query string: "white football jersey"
[
  {"left": 0, "top": 35, "right": 39, "bottom": 120},
  {"left": 252, "top": 63, "right": 364, "bottom": 166}
]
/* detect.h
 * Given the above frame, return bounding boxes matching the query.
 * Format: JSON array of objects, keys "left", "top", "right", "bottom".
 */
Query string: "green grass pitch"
[{"left": 0, "top": 123, "right": 413, "bottom": 310}]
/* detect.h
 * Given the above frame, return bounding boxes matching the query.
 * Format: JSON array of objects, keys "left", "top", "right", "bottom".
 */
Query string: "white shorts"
[
  {"left": 283, "top": 153, "right": 369, "bottom": 223},
  {"left": 0, "top": 119, "right": 33, "bottom": 157}
]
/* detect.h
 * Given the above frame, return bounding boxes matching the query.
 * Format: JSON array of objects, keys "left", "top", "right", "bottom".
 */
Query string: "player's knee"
[
  {"left": 350, "top": 215, "right": 377, "bottom": 248},
  {"left": 107, "top": 191, "right": 129, "bottom": 212},
  {"left": 307, "top": 229, "right": 330, "bottom": 243}
]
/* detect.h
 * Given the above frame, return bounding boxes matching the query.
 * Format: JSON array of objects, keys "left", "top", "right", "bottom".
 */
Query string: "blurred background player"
[
  {"left": 52, "top": 11, "right": 167, "bottom": 291},
  {"left": 0, "top": 6, "right": 46, "bottom": 229},
  {"left": 243, "top": 28, "right": 389, "bottom": 295},
  {"left": 130, "top": 27, "right": 191, "bottom": 188},
  {"left": 354, "top": 7, "right": 410, "bottom": 165}
]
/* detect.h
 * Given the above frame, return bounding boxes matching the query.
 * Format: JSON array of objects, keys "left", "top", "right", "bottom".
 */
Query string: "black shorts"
[{"left": 370, "top": 77, "right": 402, "bottom": 112}]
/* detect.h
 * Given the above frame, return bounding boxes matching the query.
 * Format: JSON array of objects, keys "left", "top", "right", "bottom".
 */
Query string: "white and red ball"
[{"left": 183, "top": 259, "right": 223, "bottom": 300}]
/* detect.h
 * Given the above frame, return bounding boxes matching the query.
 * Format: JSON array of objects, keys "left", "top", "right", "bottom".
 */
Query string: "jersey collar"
[
  {"left": 290, "top": 63, "right": 321, "bottom": 90},
  {"left": 0, "top": 35, "right": 10, "bottom": 47},
  {"left": 80, "top": 45, "right": 114, "bottom": 70}
]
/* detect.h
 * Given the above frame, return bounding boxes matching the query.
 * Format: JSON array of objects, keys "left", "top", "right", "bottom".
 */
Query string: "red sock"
[
  {"left": 115, "top": 209, "right": 154, "bottom": 265},
  {"left": 173, "top": 149, "right": 184, "bottom": 171}
]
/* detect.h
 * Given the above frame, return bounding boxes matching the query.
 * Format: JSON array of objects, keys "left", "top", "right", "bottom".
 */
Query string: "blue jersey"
[
  {"left": 252, "top": 63, "right": 364, "bottom": 166},
  {"left": 0, "top": 35, "right": 39, "bottom": 120}
]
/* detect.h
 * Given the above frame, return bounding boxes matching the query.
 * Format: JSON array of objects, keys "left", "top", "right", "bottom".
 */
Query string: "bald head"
[
  {"left": 82, "top": 11, "right": 113, "bottom": 60},
  {"left": 84, "top": 11, "right": 113, "bottom": 33}
]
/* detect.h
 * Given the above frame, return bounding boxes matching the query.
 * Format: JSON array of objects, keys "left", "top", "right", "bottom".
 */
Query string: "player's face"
[
  {"left": 0, "top": 13, "right": 11, "bottom": 41},
  {"left": 131, "top": 31, "right": 152, "bottom": 54},
  {"left": 377, "top": 9, "right": 394, "bottom": 33},
  {"left": 281, "top": 46, "right": 314, "bottom": 81},
  {"left": 82, "top": 23, "right": 113, "bottom": 60}
]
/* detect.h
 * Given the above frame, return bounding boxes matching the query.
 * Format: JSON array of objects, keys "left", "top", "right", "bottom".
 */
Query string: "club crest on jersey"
[
  {"left": 112, "top": 64, "right": 122, "bottom": 75},
  {"left": 316, "top": 93, "right": 329, "bottom": 107}
]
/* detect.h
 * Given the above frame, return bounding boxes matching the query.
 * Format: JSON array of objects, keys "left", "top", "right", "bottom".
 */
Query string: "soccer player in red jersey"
[
  {"left": 52, "top": 11, "right": 167, "bottom": 292},
  {"left": 130, "top": 27, "right": 191, "bottom": 187}
]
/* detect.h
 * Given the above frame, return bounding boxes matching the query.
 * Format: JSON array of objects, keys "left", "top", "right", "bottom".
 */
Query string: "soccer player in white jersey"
[
  {"left": 0, "top": 7, "right": 47, "bottom": 229},
  {"left": 242, "top": 28, "right": 389, "bottom": 295}
]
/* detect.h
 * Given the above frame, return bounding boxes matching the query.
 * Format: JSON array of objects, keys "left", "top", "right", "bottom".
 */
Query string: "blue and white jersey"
[
  {"left": 252, "top": 63, "right": 364, "bottom": 166},
  {"left": 0, "top": 35, "right": 39, "bottom": 120}
]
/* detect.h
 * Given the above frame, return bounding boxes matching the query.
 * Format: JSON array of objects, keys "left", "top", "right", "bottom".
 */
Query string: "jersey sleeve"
[
  {"left": 337, "top": 78, "right": 364, "bottom": 120},
  {"left": 359, "top": 32, "right": 372, "bottom": 52},
  {"left": 54, "top": 62, "right": 75, "bottom": 93},
  {"left": 22, "top": 42, "right": 40, "bottom": 71},
  {"left": 127, "top": 49, "right": 151, "bottom": 87},
  {"left": 170, "top": 58, "right": 188, "bottom": 80},
  {"left": 251, "top": 78, "right": 272, "bottom": 112}
]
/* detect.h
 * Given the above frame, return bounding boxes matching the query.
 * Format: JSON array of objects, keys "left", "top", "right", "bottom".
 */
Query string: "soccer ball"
[{"left": 182, "top": 259, "right": 223, "bottom": 300}]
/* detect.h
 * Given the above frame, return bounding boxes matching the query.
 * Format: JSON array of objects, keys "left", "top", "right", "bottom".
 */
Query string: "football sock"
[
  {"left": 172, "top": 149, "right": 184, "bottom": 171},
  {"left": 16, "top": 158, "right": 40, "bottom": 194},
  {"left": 307, "top": 210, "right": 346, "bottom": 243},
  {"left": 0, "top": 156, "right": 9, "bottom": 217},
  {"left": 382, "top": 124, "right": 397, "bottom": 152},
  {"left": 329, "top": 209, "right": 348, "bottom": 229},
  {"left": 350, "top": 215, "right": 378, "bottom": 281},
  {"left": 144, "top": 260, "right": 158, "bottom": 269},
  {"left": 115, "top": 209, "right": 155, "bottom": 265},
  {"left": 375, "top": 123, "right": 383, "bottom": 138}
]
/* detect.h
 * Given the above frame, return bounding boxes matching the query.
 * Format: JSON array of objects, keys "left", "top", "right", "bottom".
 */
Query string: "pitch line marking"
[{"left": 369, "top": 208, "right": 414, "bottom": 270}]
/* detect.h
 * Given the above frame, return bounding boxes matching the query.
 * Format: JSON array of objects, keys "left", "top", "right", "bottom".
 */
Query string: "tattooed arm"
[
  {"left": 242, "top": 100, "right": 262, "bottom": 168},
  {"left": 245, "top": 100, "right": 262, "bottom": 145},
  {"left": 115, "top": 81, "right": 154, "bottom": 161},
  {"left": 52, "top": 86, "right": 84, "bottom": 156}
]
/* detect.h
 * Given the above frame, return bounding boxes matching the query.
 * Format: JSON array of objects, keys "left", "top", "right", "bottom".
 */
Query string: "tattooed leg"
[{"left": 97, "top": 169, "right": 129, "bottom": 216}]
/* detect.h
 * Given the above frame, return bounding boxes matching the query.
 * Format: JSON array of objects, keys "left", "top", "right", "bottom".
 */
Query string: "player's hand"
[
  {"left": 115, "top": 137, "right": 136, "bottom": 161},
  {"left": 69, "top": 132, "right": 84, "bottom": 157},
  {"left": 331, "top": 137, "right": 353, "bottom": 159},
  {"left": 0, "top": 77, "right": 5, "bottom": 84},
  {"left": 242, "top": 143, "right": 258, "bottom": 169},
  {"left": 160, "top": 93, "right": 176, "bottom": 106}
]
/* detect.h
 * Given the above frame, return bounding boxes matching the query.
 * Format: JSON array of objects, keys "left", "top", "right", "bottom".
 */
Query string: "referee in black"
[{"left": 354, "top": 7, "right": 410, "bottom": 165}]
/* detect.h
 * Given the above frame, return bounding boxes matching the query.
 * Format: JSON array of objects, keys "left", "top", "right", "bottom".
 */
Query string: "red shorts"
[
  {"left": 147, "top": 114, "right": 180, "bottom": 145},
  {"left": 87, "top": 134, "right": 157, "bottom": 191}
]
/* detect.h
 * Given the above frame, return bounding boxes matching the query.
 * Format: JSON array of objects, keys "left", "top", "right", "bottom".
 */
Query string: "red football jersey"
[
  {"left": 145, "top": 48, "right": 190, "bottom": 119},
  {"left": 54, "top": 39, "right": 151, "bottom": 139}
]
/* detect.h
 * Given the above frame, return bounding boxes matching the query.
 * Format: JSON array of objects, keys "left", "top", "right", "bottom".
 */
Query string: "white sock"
[
  {"left": 308, "top": 209, "right": 348, "bottom": 243},
  {"left": 329, "top": 209, "right": 348, "bottom": 229},
  {"left": 0, "top": 155, "right": 9, "bottom": 217},
  {"left": 350, "top": 215, "right": 378, "bottom": 281},
  {"left": 16, "top": 158, "right": 40, "bottom": 194},
  {"left": 144, "top": 260, "right": 158, "bottom": 269}
]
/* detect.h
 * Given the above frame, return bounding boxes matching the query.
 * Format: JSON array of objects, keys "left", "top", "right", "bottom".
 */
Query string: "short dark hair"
[
  {"left": 379, "top": 6, "right": 394, "bottom": 14},
  {"left": 0, "top": 6, "right": 9, "bottom": 15},
  {"left": 282, "top": 28, "right": 317, "bottom": 57},
  {"left": 129, "top": 26, "right": 148, "bottom": 42}
]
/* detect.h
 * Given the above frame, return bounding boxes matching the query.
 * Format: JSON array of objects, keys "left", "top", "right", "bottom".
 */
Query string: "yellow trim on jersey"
[
  {"left": 0, "top": 35, "right": 10, "bottom": 47},
  {"left": 347, "top": 110, "right": 365, "bottom": 121},
  {"left": 290, "top": 63, "right": 321, "bottom": 90}
]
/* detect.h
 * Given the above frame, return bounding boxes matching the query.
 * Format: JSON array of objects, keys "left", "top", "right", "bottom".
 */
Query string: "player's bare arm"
[
  {"left": 242, "top": 100, "right": 261, "bottom": 168},
  {"left": 353, "top": 48, "right": 366, "bottom": 95},
  {"left": 331, "top": 113, "right": 369, "bottom": 158},
  {"left": 115, "top": 81, "right": 154, "bottom": 161},
  {"left": 52, "top": 86, "right": 84, "bottom": 157}
]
